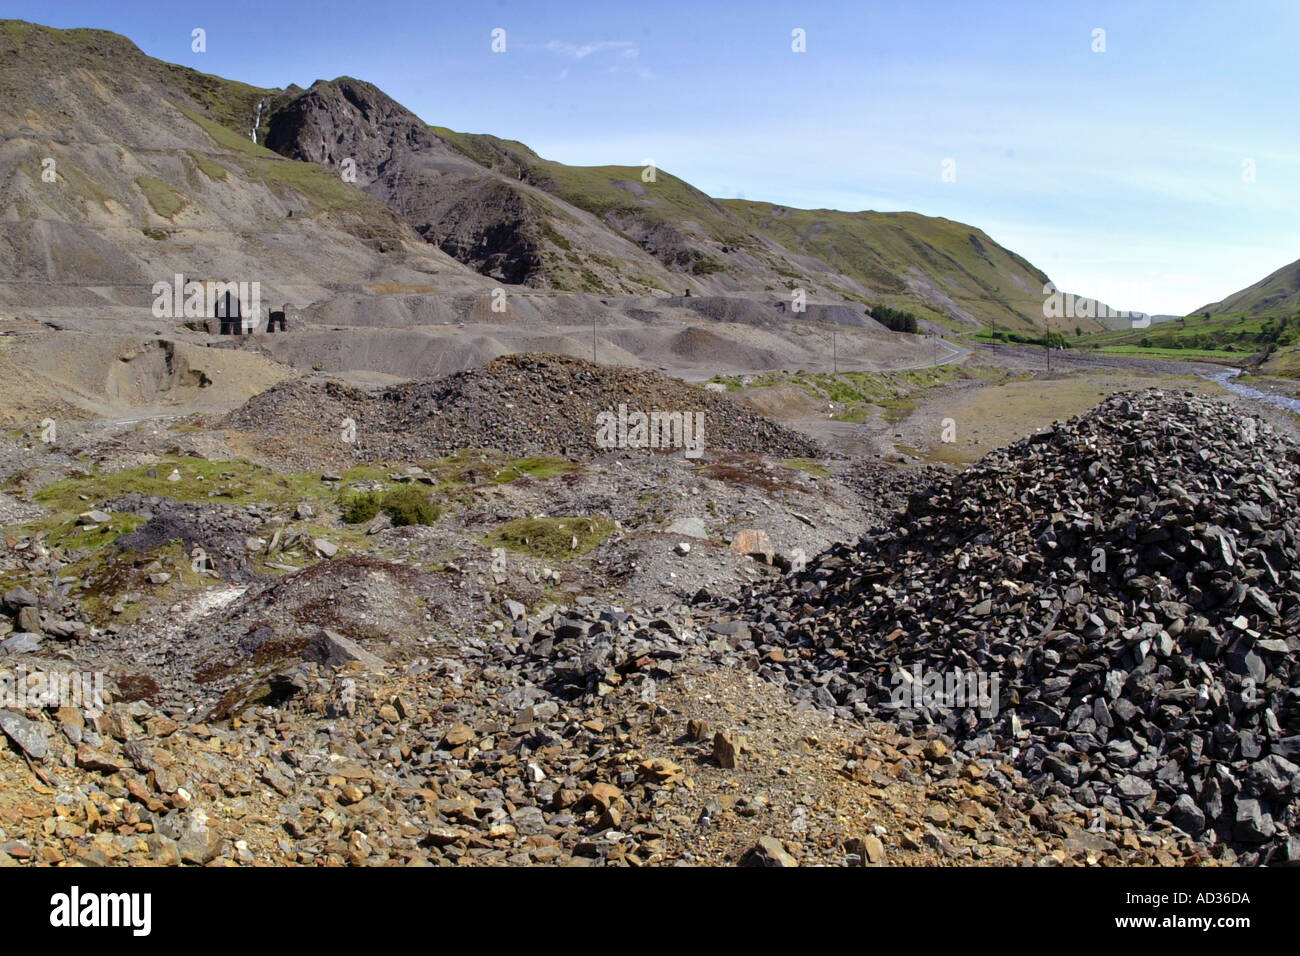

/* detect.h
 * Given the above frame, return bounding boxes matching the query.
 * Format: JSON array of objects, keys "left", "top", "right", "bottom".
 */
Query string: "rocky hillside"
[
  {"left": 0, "top": 20, "right": 480, "bottom": 319},
  {"left": 0, "top": 19, "right": 1106, "bottom": 332},
  {"left": 263, "top": 78, "right": 677, "bottom": 291}
]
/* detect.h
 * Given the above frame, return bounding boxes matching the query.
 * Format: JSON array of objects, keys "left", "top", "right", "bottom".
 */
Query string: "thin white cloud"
[
  {"left": 605, "top": 64, "right": 653, "bottom": 80},
  {"left": 545, "top": 40, "right": 638, "bottom": 60}
]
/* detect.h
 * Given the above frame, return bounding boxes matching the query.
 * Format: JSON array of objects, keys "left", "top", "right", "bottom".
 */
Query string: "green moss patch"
[{"left": 485, "top": 516, "right": 615, "bottom": 560}]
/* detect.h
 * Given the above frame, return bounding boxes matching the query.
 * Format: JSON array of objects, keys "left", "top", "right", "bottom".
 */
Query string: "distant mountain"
[
  {"left": 262, "top": 78, "right": 1079, "bottom": 328},
  {"left": 722, "top": 202, "right": 1052, "bottom": 330},
  {"left": 0, "top": 18, "right": 1106, "bottom": 334}
]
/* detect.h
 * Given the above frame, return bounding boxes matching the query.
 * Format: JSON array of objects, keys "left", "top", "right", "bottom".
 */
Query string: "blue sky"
[{"left": 11, "top": 0, "right": 1300, "bottom": 314}]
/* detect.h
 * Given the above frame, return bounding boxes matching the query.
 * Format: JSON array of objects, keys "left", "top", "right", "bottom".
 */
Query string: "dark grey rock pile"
[
  {"left": 109, "top": 494, "right": 266, "bottom": 582},
  {"left": 223, "top": 353, "right": 825, "bottom": 461},
  {"left": 465, "top": 603, "right": 697, "bottom": 703},
  {"left": 722, "top": 390, "right": 1300, "bottom": 864}
]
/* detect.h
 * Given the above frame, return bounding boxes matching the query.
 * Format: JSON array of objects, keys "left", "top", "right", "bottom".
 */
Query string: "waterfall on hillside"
[{"left": 251, "top": 101, "right": 264, "bottom": 143}]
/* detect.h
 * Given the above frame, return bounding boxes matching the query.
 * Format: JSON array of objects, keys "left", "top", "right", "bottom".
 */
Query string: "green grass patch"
[
  {"left": 782, "top": 458, "right": 830, "bottom": 478},
  {"left": 1091, "top": 345, "right": 1242, "bottom": 361},
  {"left": 32, "top": 456, "right": 397, "bottom": 513},
  {"left": 877, "top": 398, "right": 919, "bottom": 424},
  {"left": 1073, "top": 311, "right": 1299, "bottom": 368},
  {"left": 382, "top": 488, "right": 441, "bottom": 526},
  {"left": 176, "top": 105, "right": 402, "bottom": 230},
  {"left": 829, "top": 406, "right": 873, "bottom": 423},
  {"left": 415, "top": 450, "right": 579, "bottom": 490},
  {"left": 45, "top": 513, "right": 148, "bottom": 553},
  {"left": 487, "top": 455, "right": 575, "bottom": 482},
  {"left": 485, "top": 516, "right": 615, "bottom": 560},
  {"left": 28, "top": 452, "right": 575, "bottom": 516},
  {"left": 135, "top": 175, "right": 186, "bottom": 219},
  {"left": 708, "top": 366, "right": 973, "bottom": 425},
  {"left": 186, "top": 148, "right": 229, "bottom": 181},
  {"left": 339, "top": 491, "right": 385, "bottom": 525},
  {"left": 537, "top": 219, "right": 571, "bottom": 250},
  {"left": 975, "top": 328, "right": 1070, "bottom": 348},
  {"left": 54, "top": 158, "right": 116, "bottom": 206}
]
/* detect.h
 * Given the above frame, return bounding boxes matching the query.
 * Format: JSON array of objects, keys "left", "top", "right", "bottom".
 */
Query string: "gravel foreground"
[{"left": 0, "top": 384, "right": 1296, "bottom": 867}]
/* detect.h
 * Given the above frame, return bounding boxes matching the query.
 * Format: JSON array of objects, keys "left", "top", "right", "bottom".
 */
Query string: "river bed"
[{"left": 1206, "top": 370, "right": 1300, "bottom": 415}]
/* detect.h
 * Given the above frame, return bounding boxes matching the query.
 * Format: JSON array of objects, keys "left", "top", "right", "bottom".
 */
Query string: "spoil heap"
[
  {"left": 223, "top": 354, "right": 824, "bottom": 462},
  {"left": 724, "top": 390, "right": 1300, "bottom": 864}
]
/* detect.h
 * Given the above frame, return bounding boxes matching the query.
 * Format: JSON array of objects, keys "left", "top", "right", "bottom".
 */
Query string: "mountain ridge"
[{"left": 0, "top": 18, "right": 1111, "bottom": 333}]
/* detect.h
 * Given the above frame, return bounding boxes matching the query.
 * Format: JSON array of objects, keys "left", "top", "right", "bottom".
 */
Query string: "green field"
[
  {"left": 709, "top": 364, "right": 1017, "bottom": 423},
  {"left": 1071, "top": 311, "right": 1298, "bottom": 370}
]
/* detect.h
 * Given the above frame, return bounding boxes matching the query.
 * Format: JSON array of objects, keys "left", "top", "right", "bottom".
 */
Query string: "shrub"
[
  {"left": 340, "top": 491, "right": 384, "bottom": 524},
  {"left": 381, "top": 487, "right": 441, "bottom": 527},
  {"left": 869, "top": 303, "right": 919, "bottom": 333},
  {"left": 340, "top": 488, "right": 441, "bottom": 526}
]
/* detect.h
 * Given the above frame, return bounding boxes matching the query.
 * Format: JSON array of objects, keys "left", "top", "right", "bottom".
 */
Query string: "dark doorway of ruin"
[{"left": 215, "top": 290, "right": 242, "bottom": 335}]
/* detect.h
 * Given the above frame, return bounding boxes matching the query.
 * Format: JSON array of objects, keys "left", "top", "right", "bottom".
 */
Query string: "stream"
[{"left": 1205, "top": 370, "right": 1300, "bottom": 415}]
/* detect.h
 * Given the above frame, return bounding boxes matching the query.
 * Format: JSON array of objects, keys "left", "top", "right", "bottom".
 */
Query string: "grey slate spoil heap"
[
  {"left": 223, "top": 353, "right": 824, "bottom": 461},
  {"left": 723, "top": 389, "right": 1300, "bottom": 865}
]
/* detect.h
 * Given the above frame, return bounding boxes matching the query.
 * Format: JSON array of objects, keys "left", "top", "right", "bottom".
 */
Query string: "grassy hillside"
[
  {"left": 434, "top": 127, "right": 1081, "bottom": 330},
  {"left": 0, "top": 20, "right": 275, "bottom": 139},
  {"left": 0, "top": 20, "right": 412, "bottom": 244},
  {"left": 1197, "top": 257, "right": 1300, "bottom": 316},
  {"left": 724, "top": 201, "right": 1067, "bottom": 332},
  {"left": 1187, "top": 257, "right": 1300, "bottom": 377},
  {"left": 177, "top": 106, "right": 403, "bottom": 228}
]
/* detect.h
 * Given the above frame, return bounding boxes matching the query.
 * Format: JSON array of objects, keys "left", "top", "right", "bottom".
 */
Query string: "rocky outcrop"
[{"left": 264, "top": 78, "right": 546, "bottom": 283}]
